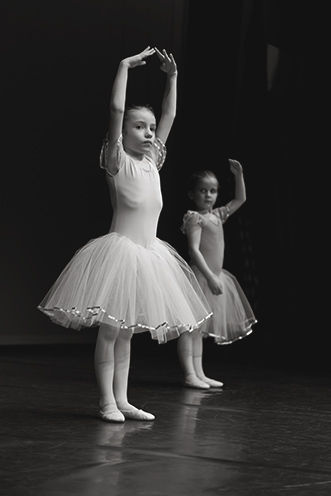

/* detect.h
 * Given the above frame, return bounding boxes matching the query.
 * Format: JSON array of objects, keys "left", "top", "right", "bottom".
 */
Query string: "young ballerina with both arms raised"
[
  {"left": 38, "top": 47, "right": 211, "bottom": 422},
  {"left": 178, "top": 161, "right": 257, "bottom": 389}
]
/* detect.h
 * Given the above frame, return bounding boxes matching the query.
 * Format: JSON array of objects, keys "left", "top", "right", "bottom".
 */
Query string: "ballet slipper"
[
  {"left": 120, "top": 408, "right": 155, "bottom": 421},
  {"left": 183, "top": 377, "right": 210, "bottom": 390},
  {"left": 199, "top": 377, "right": 224, "bottom": 388},
  {"left": 99, "top": 409, "right": 125, "bottom": 423}
]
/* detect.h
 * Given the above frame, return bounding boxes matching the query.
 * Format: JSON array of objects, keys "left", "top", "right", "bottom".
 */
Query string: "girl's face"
[
  {"left": 122, "top": 108, "right": 156, "bottom": 158},
  {"left": 189, "top": 176, "right": 219, "bottom": 212}
]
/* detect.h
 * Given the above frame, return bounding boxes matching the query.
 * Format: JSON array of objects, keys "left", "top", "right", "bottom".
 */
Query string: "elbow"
[
  {"left": 110, "top": 104, "right": 125, "bottom": 116},
  {"left": 240, "top": 191, "right": 247, "bottom": 204},
  {"left": 234, "top": 196, "right": 246, "bottom": 208},
  {"left": 164, "top": 111, "right": 176, "bottom": 124},
  {"left": 162, "top": 106, "right": 176, "bottom": 120}
]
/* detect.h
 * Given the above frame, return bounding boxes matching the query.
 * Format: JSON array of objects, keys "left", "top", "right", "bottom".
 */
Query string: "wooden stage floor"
[{"left": 1, "top": 341, "right": 331, "bottom": 496}]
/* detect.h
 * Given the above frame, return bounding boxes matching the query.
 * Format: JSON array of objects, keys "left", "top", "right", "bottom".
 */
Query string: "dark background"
[{"left": 1, "top": 1, "right": 321, "bottom": 371}]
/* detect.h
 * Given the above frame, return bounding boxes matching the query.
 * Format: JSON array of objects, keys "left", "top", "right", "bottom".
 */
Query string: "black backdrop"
[{"left": 1, "top": 1, "right": 321, "bottom": 371}]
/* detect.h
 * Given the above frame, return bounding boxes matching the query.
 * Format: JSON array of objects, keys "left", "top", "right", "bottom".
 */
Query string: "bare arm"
[
  {"left": 187, "top": 225, "right": 223, "bottom": 295},
  {"left": 107, "top": 60, "right": 129, "bottom": 149},
  {"left": 225, "top": 160, "right": 246, "bottom": 216},
  {"left": 106, "top": 47, "right": 155, "bottom": 170},
  {"left": 154, "top": 48, "right": 177, "bottom": 144}
]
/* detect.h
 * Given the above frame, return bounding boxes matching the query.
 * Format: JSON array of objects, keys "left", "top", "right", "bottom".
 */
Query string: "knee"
[
  {"left": 182, "top": 329, "right": 200, "bottom": 342},
  {"left": 191, "top": 328, "right": 202, "bottom": 340},
  {"left": 177, "top": 331, "right": 193, "bottom": 351},
  {"left": 117, "top": 328, "right": 134, "bottom": 342},
  {"left": 98, "top": 324, "right": 120, "bottom": 342}
]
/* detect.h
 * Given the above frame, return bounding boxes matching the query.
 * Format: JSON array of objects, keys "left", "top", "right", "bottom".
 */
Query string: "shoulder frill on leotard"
[
  {"left": 99, "top": 135, "right": 167, "bottom": 177},
  {"left": 181, "top": 206, "right": 231, "bottom": 234},
  {"left": 216, "top": 206, "right": 230, "bottom": 224},
  {"left": 181, "top": 210, "right": 204, "bottom": 234},
  {"left": 99, "top": 135, "right": 123, "bottom": 176},
  {"left": 150, "top": 136, "right": 167, "bottom": 170}
]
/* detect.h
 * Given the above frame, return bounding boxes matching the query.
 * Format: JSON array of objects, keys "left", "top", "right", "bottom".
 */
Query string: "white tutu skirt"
[
  {"left": 38, "top": 233, "right": 212, "bottom": 343},
  {"left": 192, "top": 267, "right": 257, "bottom": 345}
]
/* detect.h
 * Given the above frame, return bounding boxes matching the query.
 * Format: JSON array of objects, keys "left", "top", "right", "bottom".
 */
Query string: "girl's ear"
[{"left": 188, "top": 191, "right": 194, "bottom": 200}]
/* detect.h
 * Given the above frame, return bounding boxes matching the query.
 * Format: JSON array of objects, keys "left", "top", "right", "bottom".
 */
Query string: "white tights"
[
  {"left": 94, "top": 324, "right": 134, "bottom": 412},
  {"left": 177, "top": 329, "right": 223, "bottom": 388}
]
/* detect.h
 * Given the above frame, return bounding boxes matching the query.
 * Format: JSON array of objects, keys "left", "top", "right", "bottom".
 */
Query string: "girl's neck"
[
  {"left": 196, "top": 207, "right": 213, "bottom": 215},
  {"left": 124, "top": 146, "right": 144, "bottom": 161}
]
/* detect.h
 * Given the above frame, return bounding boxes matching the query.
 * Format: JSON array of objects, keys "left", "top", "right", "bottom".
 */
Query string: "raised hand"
[
  {"left": 229, "top": 159, "right": 243, "bottom": 176},
  {"left": 155, "top": 48, "right": 177, "bottom": 75},
  {"left": 123, "top": 46, "right": 155, "bottom": 69}
]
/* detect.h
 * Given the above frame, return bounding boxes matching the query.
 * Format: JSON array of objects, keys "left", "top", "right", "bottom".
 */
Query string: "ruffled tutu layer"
[
  {"left": 192, "top": 267, "right": 257, "bottom": 345},
  {"left": 38, "top": 233, "right": 212, "bottom": 343}
]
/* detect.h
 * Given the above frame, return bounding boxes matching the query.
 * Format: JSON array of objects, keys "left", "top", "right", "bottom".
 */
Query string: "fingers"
[
  {"left": 154, "top": 47, "right": 164, "bottom": 60},
  {"left": 141, "top": 46, "right": 156, "bottom": 58},
  {"left": 229, "top": 159, "right": 241, "bottom": 167},
  {"left": 228, "top": 159, "right": 243, "bottom": 173},
  {"left": 155, "top": 47, "right": 174, "bottom": 63},
  {"left": 139, "top": 46, "right": 175, "bottom": 63},
  {"left": 155, "top": 47, "right": 169, "bottom": 61},
  {"left": 169, "top": 53, "right": 176, "bottom": 65}
]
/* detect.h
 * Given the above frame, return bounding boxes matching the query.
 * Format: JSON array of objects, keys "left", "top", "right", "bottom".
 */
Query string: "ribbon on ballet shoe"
[
  {"left": 99, "top": 409, "right": 125, "bottom": 423},
  {"left": 120, "top": 408, "right": 155, "bottom": 421}
]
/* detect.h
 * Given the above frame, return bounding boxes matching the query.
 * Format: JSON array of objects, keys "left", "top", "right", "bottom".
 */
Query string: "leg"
[
  {"left": 114, "top": 329, "right": 155, "bottom": 421},
  {"left": 112, "top": 327, "right": 133, "bottom": 409},
  {"left": 177, "top": 330, "right": 210, "bottom": 389},
  {"left": 94, "top": 324, "right": 125, "bottom": 422},
  {"left": 192, "top": 332, "right": 223, "bottom": 388}
]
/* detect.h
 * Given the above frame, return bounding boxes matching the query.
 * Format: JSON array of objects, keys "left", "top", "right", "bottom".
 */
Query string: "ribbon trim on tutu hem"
[
  {"left": 38, "top": 305, "right": 213, "bottom": 344},
  {"left": 201, "top": 318, "right": 257, "bottom": 345}
]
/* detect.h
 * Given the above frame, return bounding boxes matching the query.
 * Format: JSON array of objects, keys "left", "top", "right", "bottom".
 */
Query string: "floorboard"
[{"left": 1, "top": 342, "right": 331, "bottom": 496}]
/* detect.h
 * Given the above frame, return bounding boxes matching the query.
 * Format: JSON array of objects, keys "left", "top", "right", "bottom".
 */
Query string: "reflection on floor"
[{"left": 1, "top": 342, "right": 331, "bottom": 496}]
